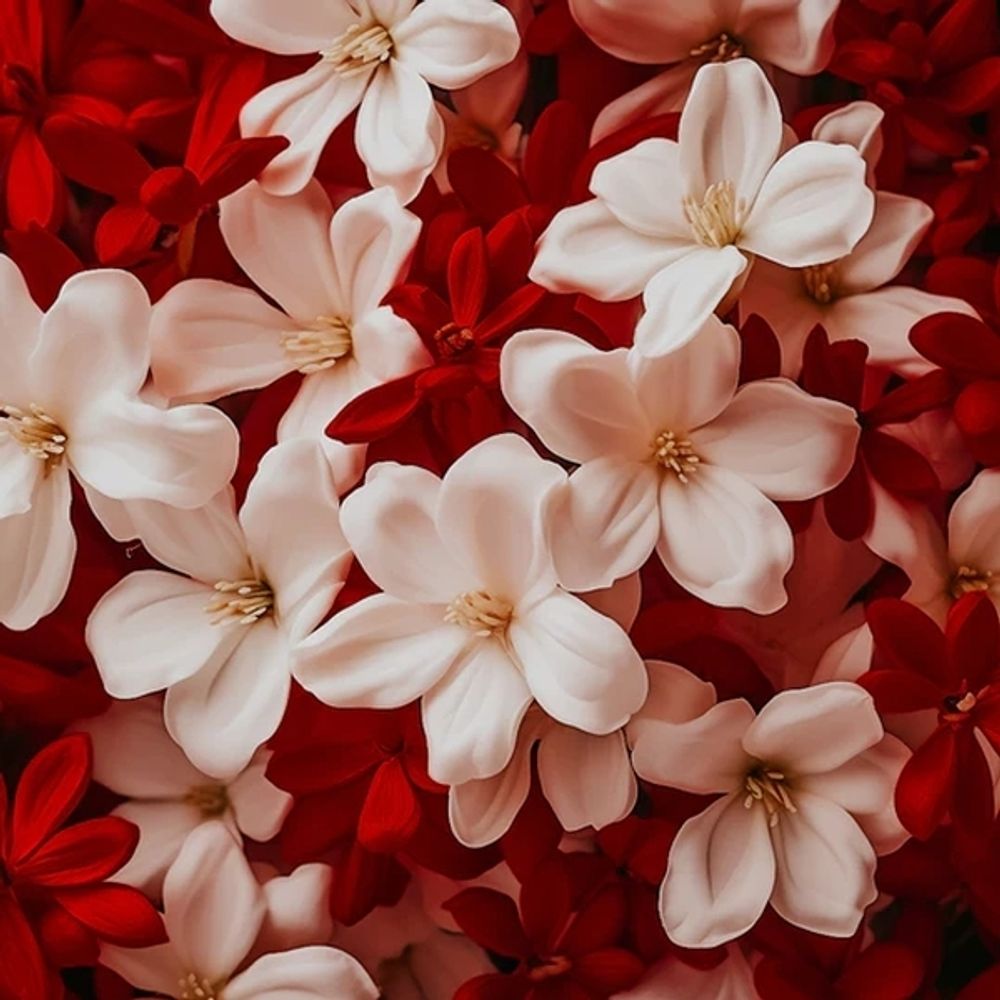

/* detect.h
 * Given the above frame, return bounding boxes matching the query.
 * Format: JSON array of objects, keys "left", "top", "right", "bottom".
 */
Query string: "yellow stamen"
[
  {"left": 802, "top": 262, "right": 841, "bottom": 304},
  {"left": 683, "top": 180, "right": 745, "bottom": 248},
  {"left": 281, "top": 316, "right": 353, "bottom": 374},
  {"left": 744, "top": 767, "right": 797, "bottom": 828},
  {"left": 1, "top": 403, "right": 67, "bottom": 472},
  {"left": 205, "top": 578, "right": 274, "bottom": 626},
  {"left": 652, "top": 430, "right": 700, "bottom": 483},
  {"left": 444, "top": 591, "right": 513, "bottom": 637},
  {"left": 950, "top": 565, "right": 995, "bottom": 598},
  {"left": 321, "top": 22, "right": 393, "bottom": 76},
  {"left": 690, "top": 32, "right": 746, "bottom": 62}
]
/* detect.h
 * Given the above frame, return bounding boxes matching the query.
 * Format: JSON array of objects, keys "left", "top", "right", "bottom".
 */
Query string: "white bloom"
[
  {"left": 530, "top": 58, "right": 874, "bottom": 356},
  {"left": 210, "top": 0, "right": 521, "bottom": 201}
]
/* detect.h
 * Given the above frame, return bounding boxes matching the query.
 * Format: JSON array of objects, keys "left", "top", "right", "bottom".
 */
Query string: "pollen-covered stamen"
[
  {"left": 652, "top": 430, "right": 700, "bottom": 483},
  {"left": 802, "top": 262, "right": 841, "bottom": 304},
  {"left": 321, "top": 22, "right": 393, "bottom": 76},
  {"left": 281, "top": 316, "right": 353, "bottom": 374},
  {"left": 950, "top": 565, "right": 996, "bottom": 598},
  {"left": 2, "top": 403, "right": 67, "bottom": 470},
  {"left": 528, "top": 955, "right": 572, "bottom": 982},
  {"left": 178, "top": 973, "right": 219, "bottom": 1000},
  {"left": 206, "top": 578, "right": 274, "bottom": 626},
  {"left": 185, "top": 783, "right": 230, "bottom": 818},
  {"left": 445, "top": 590, "right": 513, "bottom": 637},
  {"left": 690, "top": 31, "right": 745, "bottom": 62},
  {"left": 744, "top": 767, "right": 796, "bottom": 828},
  {"left": 683, "top": 180, "right": 746, "bottom": 248}
]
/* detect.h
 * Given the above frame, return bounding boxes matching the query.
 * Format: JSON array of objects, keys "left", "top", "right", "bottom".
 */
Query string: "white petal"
[
  {"left": 500, "top": 330, "right": 651, "bottom": 463},
  {"left": 351, "top": 306, "right": 430, "bottom": 383},
  {"left": 256, "top": 864, "right": 333, "bottom": 953},
  {"left": 339, "top": 462, "right": 468, "bottom": 602},
  {"left": 86, "top": 571, "right": 239, "bottom": 699},
  {"left": 165, "top": 621, "right": 291, "bottom": 779},
  {"left": 811, "top": 100, "right": 884, "bottom": 174},
  {"left": 163, "top": 822, "right": 265, "bottom": 982},
  {"left": 949, "top": 467, "right": 1000, "bottom": 573},
  {"left": 657, "top": 465, "right": 793, "bottom": 613},
  {"left": 422, "top": 639, "right": 532, "bottom": 784},
  {"left": 243, "top": 62, "right": 370, "bottom": 197},
  {"left": 634, "top": 247, "right": 748, "bottom": 357},
  {"left": 356, "top": 61, "right": 442, "bottom": 203},
  {"left": 679, "top": 59, "right": 782, "bottom": 204},
  {"left": 581, "top": 572, "right": 642, "bottom": 632},
  {"left": 530, "top": 199, "right": 687, "bottom": 301},
  {"left": 769, "top": 792, "right": 877, "bottom": 937},
  {"left": 661, "top": 794, "right": 775, "bottom": 948},
  {"left": 0, "top": 438, "right": 41, "bottom": 518},
  {"left": 240, "top": 440, "right": 350, "bottom": 638},
  {"left": 228, "top": 754, "right": 294, "bottom": 843},
  {"left": 393, "top": 0, "right": 520, "bottom": 90},
  {"left": 627, "top": 659, "right": 718, "bottom": 754},
  {"left": 693, "top": 379, "right": 860, "bottom": 500},
  {"left": 740, "top": 0, "right": 839, "bottom": 74},
  {"left": 0, "top": 254, "right": 42, "bottom": 401},
  {"left": 0, "top": 469, "right": 76, "bottom": 631},
  {"left": 740, "top": 141, "right": 874, "bottom": 267},
  {"left": 537, "top": 727, "right": 636, "bottom": 831},
  {"left": 150, "top": 279, "right": 295, "bottom": 403},
  {"left": 110, "top": 800, "right": 203, "bottom": 894},
  {"left": 209, "top": 0, "right": 355, "bottom": 53},
  {"left": 99, "top": 943, "right": 185, "bottom": 998},
  {"left": 226, "top": 947, "right": 377, "bottom": 1000},
  {"left": 293, "top": 594, "right": 469, "bottom": 707},
  {"left": 508, "top": 589, "right": 648, "bottom": 734},
  {"left": 219, "top": 181, "right": 343, "bottom": 321},
  {"left": 278, "top": 359, "right": 376, "bottom": 441},
  {"left": 368, "top": 0, "right": 417, "bottom": 25}
]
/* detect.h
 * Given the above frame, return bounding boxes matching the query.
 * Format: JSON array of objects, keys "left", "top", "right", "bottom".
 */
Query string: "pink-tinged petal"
[
  {"left": 738, "top": 0, "right": 839, "bottom": 74},
  {"left": 0, "top": 438, "right": 41, "bottom": 518},
  {"left": 436, "top": 434, "right": 564, "bottom": 600},
  {"left": 657, "top": 465, "right": 793, "bottom": 614},
  {"left": 368, "top": 0, "right": 418, "bottom": 25},
  {"left": 243, "top": 62, "right": 370, "bottom": 197},
  {"left": 100, "top": 942, "right": 185, "bottom": 999},
  {"left": 210, "top": 0, "right": 355, "bottom": 53},
  {"left": 240, "top": 439, "right": 350, "bottom": 637},
  {"left": 580, "top": 572, "right": 642, "bottom": 632},
  {"left": 537, "top": 727, "right": 637, "bottom": 832},
  {"left": 150, "top": 280, "right": 296, "bottom": 404},
  {"left": 356, "top": 61, "right": 442, "bottom": 203},
  {"left": 530, "top": 200, "right": 688, "bottom": 301},
  {"left": 226, "top": 946, "right": 378, "bottom": 1000},
  {"left": 591, "top": 64, "right": 698, "bottom": 142},
  {"left": 770, "top": 792, "right": 877, "bottom": 937},
  {"left": 352, "top": 306, "right": 430, "bottom": 383},
  {"left": 220, "top": 181, "right": 342, "bottom": 321},
  {"left": 422, "top": 639, "right": 532, "bottom": 784},
  {"left": 508, "top": 589, "right": 648, "bottom": 735},
  {"left": 613, "top": 950, "right": 757, "bottom": 999},
  {"left": 86, "top": 571, "right": 240, "bottom": 699},
  {"left": 629, "top": 315, "right": 741, "bottom": 431},
  {"left": 591, "top": 139, "right": 691, "bottom": 241},
  {"left": 661, "top": 793, "right": 775, "bottom": 948},
  {"left": 627, "top": 659, "right": 718, "bottom": 744},
  {"left": 693, "top": 379, "right": 860, "bottom": 501},
  {"left": 743, "top": 682, "right": 883, "bottom": 775},
  {"left": 331, "top": 187, "right": 421, "bottom": 316},
  {"left": 256, "top": 864, "right": 333, "bottom": 953},
  {"left": 278, "top": 360, "right": 376, "bottom": 442},
  {"left": 0, "top": 254, "right": 43, "bottom": 400},
  {"left": 293, "top": 594, "right": 469, "bottom": 707},
  {"left": 340, "top": 462, "right": 468, "bottom": 602},
  {"left": 393, "top": 0, "right": 520, "bottom": 89},
  {"left": 740, "top": 141, "right": 873, "bottom": 267},
  {"left": 501, "top": 330, "right": 651, "bottom": 463},
  {"left": 70, "top": 393, "right": 239, "bottom": 509},
  {"left": 547, "top": 458, "right": 660, "bottom": 592},
  {"left": 162, "top": 822, "right": 265, "bottom": 981},
  {"left": 630, "top": 698, "right": 753, "bottom": 794},
  {"left": 227, "top": 755, "right": 293, "bottom": 843},
  {"left": 0, "top": 468, "right": 75, "bottom": 631},
  {"left": 165, "top": 621, "right": 291, "bottom": 779},
  {"left": 811, "top": 100, "right": 884, "bottom": 176},
  {"left": 634, "top": 247, "right": 748, "bottom": 357},
  {"left": 948, "top": 467, "right": 1000, "bottom": 571},
  {"left": 837, "top": 193, "right": 933, "bottom": 293},
  {"left": 110, "top": 800, "right": 203, "bottom": 894},
  {"left": 679, "top": 59, "right": 783, "bottom": 204}
]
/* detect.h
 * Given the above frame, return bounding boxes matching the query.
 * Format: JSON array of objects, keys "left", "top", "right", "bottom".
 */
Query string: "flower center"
[
  {"left": 178, "top": 973, "right": 221, "bottom": 1000},
  {"left": 1, "top": 403, "right": 67, "bottom": 471},
  {"left": 184, "top": 783, "right": 230, "bottom": 818},
  {"left": 802, "top": 262, "right": 841, "bottom": 304},
  {"left": 950, "top": 565, "right": 996, "bottom": 598},
  {"left": 206, "top": 579, "right": 274, "bottom": 626},
  {"left": 434, "top": 321, "right": 476, "bottom": 358},
  {"left": 683, "top": 180, "right": 745, "bottom": 248},
  {"left": 528, "top": 955, "right": 572, "bottom": 982},
  {"left": 690, "top": 31, "right": 745, "bottom": 62},
  {"left": 941, "top": 690, "right": 977, "bottom": 723},
  {"left": 744, "top": 766, "right": 796, "bottom": 828},
  {"left": 652, "top": 430, "right": 700, "bottom": 483},
  {"left": 321, "top": 22, "right": 393, "bottom": 76},
  {"left": 281, "top": 316, "right": 353, "bottom": 374},
  {"left": 444, "top": 590, "right": 513, "bottom": 637}
]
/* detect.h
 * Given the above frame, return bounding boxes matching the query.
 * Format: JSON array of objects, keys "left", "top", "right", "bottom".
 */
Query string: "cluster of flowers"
[{"left": 1, "top": 0, "right": 1000, "bottom": 997}]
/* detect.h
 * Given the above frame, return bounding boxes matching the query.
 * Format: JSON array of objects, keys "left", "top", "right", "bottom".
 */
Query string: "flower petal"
[
  {"left": 109, "top": 800, "right": 203, "bottom": 894},
  {"left": 949, "top": 467, "right": 1000, "bottom": 571},
  {"left": 0, "top": 437, "right": 41, "bottom": 519},
  {"left": 209, "top": 0, "right": 355, "bottom": 53},
  {"left": 226, "top": 946, "right": 378, "bottom": 1000},
  {"left": 0, "top": 253, "right": 43, "bottom": 401},
  {"left": 351, "top": 306, "right": 430, "bottom": 383}
]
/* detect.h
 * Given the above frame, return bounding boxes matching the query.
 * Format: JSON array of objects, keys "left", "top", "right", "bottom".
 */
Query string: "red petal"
[
  {"left": 139, "top": 166, "right": 202, "bottom": 225},
  {"left": 523, "top": 100, "right": 587, "bottom": 208},
  {"left": 11, "top": 817, "right": 138, "bottom": 887},
  {"left": 863, "top": 431, "right": 939, "bottom": 497},
  {"left": 754, "top": 956, "right": 831, "bottom": 1000},
  {"left": 93, "top": 202, "right": 160, "bottom": 267},
  {"left": 824, "top": 459, "right": 873, "bottom": 542},
  {"left": 739, "top": 314, "right": 783, "bottom": 383},
  {"left": 947, "top": 593, "right": 1000, "bottom": 690},
  {"left": 894, "top": 726, "right": 958, "bottom": 840},
  {"left": 267, "top": 741, "right": 383, "bottom": 795},
  {"left": 326, "top": 371, "right": 424, "bottom": 444},
  {"left": 53, "top": 884, "right": 165, "bottom": 948},
  {"left": 866, "top": 599, "right": 949, "bottom": 686},
  {"left": 0, "top": 892, "right": 51, "bottom": 1000},
  {"left": 955, "top": 380, "right": 1000, "bottom": 465},
  {"left": 865, "top": 370, "right": 954, "bottom": 425},
  {"left": 198, "top": 136, "right": 289, "bottom": 204},
  {"left": 448, "top": 228, "right": 489, "bottom": 328},
  {"left": 520, "top": 858, "right": 573, "bottom": 953},
  {"left": 835, "top": 942, "right": 924, "bottom": 999},
  {"left": 571, "top": 948, "right": 646, "bottom": 993},
  {"left": 910, "top": 313, "right": 1000, "bottom": 380},
  {"left": 10, "top": 734, "right": 92, "bottom": 866},
  {"left": 950, "top": 730, "right": 996, "bottom": 848},
  {"left": 356, "top": 757, "right": 421, "bottom": 853},
  {"left": 475, "top": 284, "right": 547, "bottom": 344},
  {"left": 2, "top": 225, "right": 83, "bottom": 311},
  {"left": 331, "top": 843, "right": 409, "bottom": 925},
  {"left": 448, "top": 148, "right": 527, "bottom": 227},
  {"left": 858, "top": 669, "right": 943, "bottom": 714},
  {"left": 445, "top": 888, "right": 532, "bottom": 958},
  {"left": 455, "top": 974, "right": 528, "bottom": 1000},
  {"left": 7, "top": 126, "right": 63, "bottom": 230},
  {"left": 957, "top": 963, "right": 1000, "bottom": 1000},
  {"left": 561, "top": 884, "right": 627, "bottom": 954}
]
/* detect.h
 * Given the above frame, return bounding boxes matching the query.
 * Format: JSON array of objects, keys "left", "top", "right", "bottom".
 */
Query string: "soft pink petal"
[
  {"left": 811, "top": 100, "right": 884, "bottom": 176},
  {"left": 111, "top": 800, "right": 203, "bottom": 894},
  {"left": 627, "top": 659, "right": 719, "bottom": 751},
  {"left": 0, "top": 254, "right": 43, "bottom": 400},
  {"left": 591, "top": 64, "right": 698, "bottom": 142},
  {"left": 99, "top": 943, "right": 185, "bottom": 998},
  {"left": 278, "top": 359, "right": 375, "bottom": 441},
  {"left": 739, "top": 0, "right": 839, "bottom": 74},
  {"left": 0, "top": 438, "right": 40, "bottom": 518},
  {"left": 210, "top": 0, "right": 355, "bottom": 54},
  {"left": 226, "top": 946, "right": 377, "bottom": 1000},
  {"left": 255, "top": 864, "right": 334, "bottom": 954},
  {"left": 228, "top": 755, "right": 293, "bottom": 843},
  {"left": 949, "top": 467, "right": 1000, "bottom": 571}
]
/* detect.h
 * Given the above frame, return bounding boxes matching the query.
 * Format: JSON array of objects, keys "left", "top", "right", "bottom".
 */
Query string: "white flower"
[
  {"left": 530, "top": 58, "right": 874, "bottom": 356},
  {"left": 210, "top": 0, "right": 522, "bottom": 201},
  {"left": 78, "top": 699, "right": 291, "bottom": 895},
  {"left": 501, "top": 319, "right": 860, "bottom": 613},
  {"left": 293, "top": 433, "right": 648, "bottom": 786},
  {"left": 152, "top": 183, "right": 428, "bottom": 447},
  {"left": 101, "top": 823, "right": 377, "bottom": 1000},
  {"left": 0, "top": 258, "right": 238, "bottom": 632},
  {"left": 86, "top": 439, "right": 351, "bottom": 778}
]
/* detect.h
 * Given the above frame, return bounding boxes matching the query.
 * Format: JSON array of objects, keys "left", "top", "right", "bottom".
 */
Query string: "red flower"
[
  {"left": 0, "top": 734, "right": 164, "bottom": 1000},
  {"left": 860, "top": 594, "right": 1000, "bottom": 842}
]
